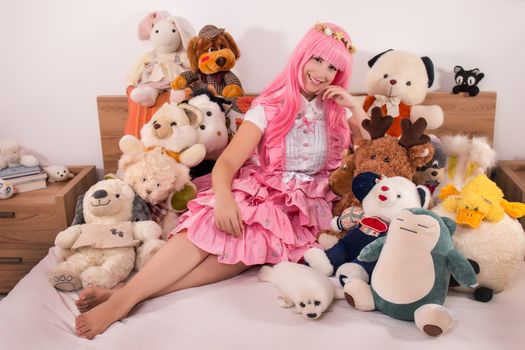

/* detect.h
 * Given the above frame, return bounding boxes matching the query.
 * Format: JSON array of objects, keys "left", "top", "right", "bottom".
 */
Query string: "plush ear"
[
  {"left": 171, "top": 16, "right": 195, "bottom": 52},
  {"left": 187, "top": 37, "right": 200, "bottom": 72},
  {"left": 471, "top": 68, "right": 480, "bottom": 74},
  {"left": 137, "top": 11, "right": 169, "bottom": 40},
  {"left": 71, "top": 194, "right": 85, "bottom": 225},
  {"left": 441, "top": 216, "right": 457, "bottom": 236},
  {"left": 454, "top": 65, "right": 464, "bottom": 74},
  {"left": 118, "top": 152, "right": 143, "bottom": 172},
  {"left": 368, "top": 49, "right": 393, "bottom": 67},
  {"left": 352, "top": 172, "right": 381, "bottom": 203},
  {"left": 178, "top": 103, "right": 203, "bottom": 127},
  {"left": 132, "top": 195, "right": 151, "bottom": 222},
  {"left": 416, "top": 185, "right": 431, "bottom": 209},
  {"left": 421, "top": 56, "right": 435, "bottom": 88},
  {"left": 223, "top": 32, "right": 240, "bottom": 59}
]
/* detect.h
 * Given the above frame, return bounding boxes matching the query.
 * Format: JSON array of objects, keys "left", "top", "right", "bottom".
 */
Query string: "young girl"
[{"left": 75, "top": 22, "right": 367, "bottom": 339}]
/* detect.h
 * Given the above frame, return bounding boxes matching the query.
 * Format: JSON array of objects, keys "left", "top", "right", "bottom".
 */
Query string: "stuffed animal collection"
[
  {"left": 361, "top": 50, "right": 443, "bottom": 138},
  {"left": 344, "top": 208, "right": 477, "bottom": 337},
  {"left": 304, "top": 172, "right": 430, "bottom": 285},
  {"left": 0, "top": 140, "right": 39, "bottom": 170},
  {"left": 259, "top": 262, "right": 344, "bottom": 320},
  {"left": 171, "top": 25, "right": 243, "bottom": 98},
  {"left": 49, "top": 179, "right": 164, "bottom": 291},
  {"left": 127, "top": 11, "right": 194, "bottom": 107},
  {"left": 43, "top": 165, "right": 75, "bottom": 183},
  {"left": 452, "top": 66, "right": 484, "bottom": 97}
]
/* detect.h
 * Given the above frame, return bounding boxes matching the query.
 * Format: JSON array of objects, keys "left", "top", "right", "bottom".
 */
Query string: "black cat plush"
[{"left": 452, "top": 66, "right": 484, "bottom": 97}]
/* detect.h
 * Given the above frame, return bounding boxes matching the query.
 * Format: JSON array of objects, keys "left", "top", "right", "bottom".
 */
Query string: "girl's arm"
[
  {"left": 322, "top": 86, "right": 368, "bottom": 147},
  {"left": 212, "top": 120, "right": 263, "bottom": 236}
]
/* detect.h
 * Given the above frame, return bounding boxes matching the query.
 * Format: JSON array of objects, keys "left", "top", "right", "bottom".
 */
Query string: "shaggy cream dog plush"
[
  {"left": 259, "top": 262, "right": 344, "bottom": 320},
  {"left": 118, "top": 149, "right": 196, "bottom": 236},
  {"left": 49, "top": 179, "right": 163, "bottom": 291},
  {"left": 0, "top": 140, "right": 39, "bottom": 170}
]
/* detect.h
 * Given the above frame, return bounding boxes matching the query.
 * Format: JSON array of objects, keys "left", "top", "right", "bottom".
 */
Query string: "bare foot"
[
  {"left": 76, "top": 284, "right": 124, "bottom": 313},
  {"left": 75, "top": 295, "right": 134, "bottom": 339}
]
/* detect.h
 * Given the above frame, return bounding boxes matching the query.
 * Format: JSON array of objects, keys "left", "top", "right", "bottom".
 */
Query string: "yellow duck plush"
[{"left": 440, "top": 174, "right": 525, "bottom": 228}]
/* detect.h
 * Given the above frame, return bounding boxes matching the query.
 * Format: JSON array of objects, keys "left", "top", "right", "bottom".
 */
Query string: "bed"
[{"left": 2, "top": 91, "right": 525, "bottom": 350}]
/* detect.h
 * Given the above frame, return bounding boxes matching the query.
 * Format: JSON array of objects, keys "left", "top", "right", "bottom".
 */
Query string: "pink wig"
[{"left": 254, "top": 23, "right": 354, "bottom": 151}]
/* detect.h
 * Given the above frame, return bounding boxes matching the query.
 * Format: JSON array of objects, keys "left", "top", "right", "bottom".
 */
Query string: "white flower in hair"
[{"left": 324, "top": 27, "right": 334, "bottom": 36}]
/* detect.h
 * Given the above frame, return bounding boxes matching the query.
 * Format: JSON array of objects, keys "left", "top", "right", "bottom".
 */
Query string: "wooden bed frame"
[{"left": 97, "top": 92, "right": 497, "bottom": 174}]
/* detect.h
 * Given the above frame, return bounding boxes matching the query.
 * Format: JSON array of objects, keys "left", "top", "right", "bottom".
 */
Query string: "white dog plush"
[
  {"left": 44, "top": 165, "right": 75, "bottom": 183},
  {"left": 259, "top": 262, "right": 343, "bottom": 320}
]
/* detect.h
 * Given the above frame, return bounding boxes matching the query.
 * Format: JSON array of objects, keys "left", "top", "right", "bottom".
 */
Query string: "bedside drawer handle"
[
  {"left": 0, "top": 211, "right": 15, "bottom": 219},
  {"left": 0, "top": 257, "right": 22, "bottom": 264}
]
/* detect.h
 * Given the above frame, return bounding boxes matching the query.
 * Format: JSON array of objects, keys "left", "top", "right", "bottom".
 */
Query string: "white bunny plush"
[{"left": 128, "top": 11, "right": 195, "bottom": 107}]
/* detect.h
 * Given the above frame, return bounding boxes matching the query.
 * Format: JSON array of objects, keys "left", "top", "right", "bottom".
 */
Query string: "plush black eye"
[
  {"left": 474, "top": 207, "right": 479, "bottom": 211},
  {"left": 383, "top": 74, "right": 388, "bottom": 78},
  {"left": 63, "top": 170, "right": 67, "bottom": 173},
  {"left": 156, "top": 183, "right": 160, "bottom": 187},
  {"left": 383, "top": 157, "right": 390, "bottom": 163},
  {"left": 299, "top": 302, "right": 306, "bottom": 308},
  {"left": 342, "top": 164, "right": 348, "bottom": 171},
  {"left": 314, "top": 300, "right": 321, "bottom": 306},
  {"left": 206, "top": 111, "right": 212, "bottom": 116},
  {"left": 142, "top": 178, "right": 146, "bottom": 182},
  {"left": 116, "top": 194, "right": 120, "bottom": 198},
  {"left": 208, "top": 47, "right": 215, "bottom": 52},
  {"left": 155, "top": 30, "right": 159, "bottom": 34},
  {"left": 200, "top": 125, "right": 206, "bottom": 130},
  {"left": 406, "top": 81, "right": 411, "bottom": 86},
  {"left": 56, "top": 172, "right": 60, "bottom": 175},
  {"left": 172, "top": 29, "right": 176, "bottom": 33},
  {"left": 371, "top": 154, "right": 376, "bottom": 160},
  {"left": 171, "top": 122, "right": 177, "bottom": 126},
  {"left": 397, "top": 194, "right": 401, "bottom": 198}
]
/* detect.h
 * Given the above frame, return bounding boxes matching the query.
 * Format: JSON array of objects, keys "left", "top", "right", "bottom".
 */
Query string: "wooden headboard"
[{"left": 98, "top": 92, "right": 497, "bottom": 174}]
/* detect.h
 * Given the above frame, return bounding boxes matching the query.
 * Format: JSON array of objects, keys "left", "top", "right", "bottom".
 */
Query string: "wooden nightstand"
[
  {"left": 494, "top": 160, "right": 525, "bottom": 230},
  {"left": 0, "top": 166, "right": 96, "bottom": 293}
]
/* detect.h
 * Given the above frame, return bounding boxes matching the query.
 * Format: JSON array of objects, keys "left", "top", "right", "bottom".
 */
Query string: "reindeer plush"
[{"left": 332, "top": 107, "right": 434, "bottom": 216}]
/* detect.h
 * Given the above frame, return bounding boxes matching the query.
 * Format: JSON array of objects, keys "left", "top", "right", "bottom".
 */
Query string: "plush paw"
[
  {"left": 303, "top": 248, "right": 333, "bottom": 276},
  {"left": 318, "top": 233, "right": 339, "bottom": 250},
  {"left": 179, "top": 144, "right": 206, "bottom": 168},
  {"left": 171, "top": 76, "right": 187, "bottom": 90},
  {"left": 49, "top": 270, "right": 82, "bottom": 292},
  {"left": 336, "top": 263, "right": 369, "bottom": 286},
  {"left": 129, "top": 86, "right": 159, "bottom": 107},
  {"left": 343, "top": 278, "right": 374, "bottom": 311},
  {"left": 277, "top": 296, "right": 295, "bottom": 308},
  {"left": 221, "top": 84, "right": 243, "bottom": 98},
  {"left": 414, "top": 304, "right": 452, "bottom": 337}
]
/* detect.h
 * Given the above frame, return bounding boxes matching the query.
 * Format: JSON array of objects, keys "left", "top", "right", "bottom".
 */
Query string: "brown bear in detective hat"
[{"left": 171, "top": 25, "right": 243, "bottom": 98}]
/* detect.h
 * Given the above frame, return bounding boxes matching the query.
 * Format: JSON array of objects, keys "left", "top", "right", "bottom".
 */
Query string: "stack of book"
[{"left": 0, "top": 165, "right": 47, "bottom": 193}]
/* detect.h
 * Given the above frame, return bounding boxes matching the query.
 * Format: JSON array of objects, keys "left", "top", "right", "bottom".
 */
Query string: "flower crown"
[{"left": 314, "top": 23, "right": 356, "bottom": 54}]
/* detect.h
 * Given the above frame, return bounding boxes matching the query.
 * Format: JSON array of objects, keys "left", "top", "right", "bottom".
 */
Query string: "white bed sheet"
[{"left": 1, "top": 247, "right": 524, "bottom": 350}]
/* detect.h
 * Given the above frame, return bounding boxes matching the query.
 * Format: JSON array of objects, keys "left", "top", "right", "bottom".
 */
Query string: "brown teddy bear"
[
  {"left": 171, "top": 25, "right": 243, "bottom": 98},
  {"left": 332, "top": 107, "right": 434, "bottom": 216}
]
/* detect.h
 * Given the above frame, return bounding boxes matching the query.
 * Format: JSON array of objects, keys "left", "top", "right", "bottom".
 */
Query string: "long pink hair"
[{"left": 253, "top": 23, "right": 354, "bottom": 156}]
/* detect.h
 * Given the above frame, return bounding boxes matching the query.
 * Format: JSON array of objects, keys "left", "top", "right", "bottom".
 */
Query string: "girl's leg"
[
  {"left": 76, "top": 231, "right": 208, "bottom": 339},
  {"left": 76, "top": 255, "right": 248, "bottom": 312}
]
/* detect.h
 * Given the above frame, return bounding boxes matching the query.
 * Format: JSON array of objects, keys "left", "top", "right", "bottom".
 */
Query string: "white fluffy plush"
[
  {"left": 0, "top": 179, "right": 15, "bottom": 199},
  {"left": 0, "top": 140, "right": 39, "bottom": 170},
  {"left": 259, "top": 262, "right": 343, "bottom": 320},
  {"left": 119, "top": 102, "right": 206, "bottom": 168},
  {"left": 49, "top": 179, "right": 163, "bottom": 291},
  {"left": 43, "top": 165, "right": 75, "bottom": 183}
]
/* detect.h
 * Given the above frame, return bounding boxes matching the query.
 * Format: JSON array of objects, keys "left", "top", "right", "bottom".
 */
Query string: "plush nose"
[
  {"left": 146, "top": 190, "right": 152, "bottom": 195},
  {"left": 389, "top": 79, "right": 397, "bottom": 85},
  {"left": 93, "top": 190, "right": 108, "bottom": 199},
  {"left": 381, "top": 186, "right": 389, "bottom": 191},
  {"left": 215, "top": 56, "right": 226, "bottom": 67},
  {"left": 431, "top": 171, "right": 438, "bottom": 176},
  {"left": 307, "top": 313, "right": 317, "bottom": 319},
  {"left": 154, "top": 122, "right": 161, "bottom": 129}
]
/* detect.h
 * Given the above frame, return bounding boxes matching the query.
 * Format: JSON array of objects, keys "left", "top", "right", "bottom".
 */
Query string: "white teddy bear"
[
  {"left": 119, "top": 102, "right": 206, "bottom": 168},
  {"left": 127, "top": 11, "right": 194, "bottom": 107},
  {"left": 43, "top": 165, "right": 75, "bottom": 183},
  {"left": 49, "top": 179, "right": 164, "bottom": 291},
  {"left": 0, "top": 140, "right": 39, "bottom": 170}
]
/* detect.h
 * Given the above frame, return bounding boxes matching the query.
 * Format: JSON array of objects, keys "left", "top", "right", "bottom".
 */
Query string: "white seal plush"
[{"left": 259, "top": 261, "right": 343, "bottom": 320}]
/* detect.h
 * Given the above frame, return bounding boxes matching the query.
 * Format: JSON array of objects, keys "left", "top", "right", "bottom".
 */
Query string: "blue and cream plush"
[
  {"left": 344, "top": 208, "right": 477, "bottom": 336},
  {"left": 304, "top": 172, "right": 430, "bottom": 285}
]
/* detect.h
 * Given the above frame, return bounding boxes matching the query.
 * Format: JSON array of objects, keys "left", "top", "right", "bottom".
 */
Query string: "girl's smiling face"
[{"left": 301, "top": 56, "right": 338, "bottom": 100}]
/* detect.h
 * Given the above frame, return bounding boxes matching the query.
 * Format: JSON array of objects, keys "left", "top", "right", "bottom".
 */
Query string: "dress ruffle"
[{"left": 172, "top": 164, "right": 336, "bottom": 265}]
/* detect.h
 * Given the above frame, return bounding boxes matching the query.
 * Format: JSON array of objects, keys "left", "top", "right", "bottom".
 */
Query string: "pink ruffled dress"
[{"left": 172, "top": 95, "right": 350, "bottom": 265}]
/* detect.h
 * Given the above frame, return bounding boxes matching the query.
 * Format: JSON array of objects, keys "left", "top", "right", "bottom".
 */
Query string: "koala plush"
[
  {"left": 452, "top": 66, "right": 484, "bottom": 97},
  {"left": 304, "top": 172, "right": 430, "bottom": 285}
]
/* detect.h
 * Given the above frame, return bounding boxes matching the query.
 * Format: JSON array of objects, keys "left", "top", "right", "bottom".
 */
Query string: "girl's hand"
[
  {"left": 214, "top": 193, "right": 244, "bottom": 237},
  {"left": 322, "top": 85, "right": 360, "bottom": 110}
]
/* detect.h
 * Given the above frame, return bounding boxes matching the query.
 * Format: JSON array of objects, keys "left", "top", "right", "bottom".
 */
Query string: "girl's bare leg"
[
  {"left": 75, "top": 232, "right": 208, "bottom": 339},
  {"left": 76, "top": 256, "right": 248, "bottom": 312}
]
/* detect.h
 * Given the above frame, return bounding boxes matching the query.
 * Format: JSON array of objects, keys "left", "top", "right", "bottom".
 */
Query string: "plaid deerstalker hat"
[{"left": 198, "top": 25, "right": 225, "bottom": 40}]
